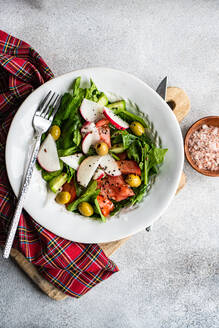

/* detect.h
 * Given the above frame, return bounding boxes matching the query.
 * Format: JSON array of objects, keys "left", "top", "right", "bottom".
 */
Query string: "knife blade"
[{"left": 156, "top": 76, "right": 168, "bottom": 101}]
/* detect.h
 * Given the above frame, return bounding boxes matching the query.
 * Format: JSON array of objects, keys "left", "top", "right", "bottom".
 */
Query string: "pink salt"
[{"left": 188, "top": 124, "right": 219, "bottom": 171}]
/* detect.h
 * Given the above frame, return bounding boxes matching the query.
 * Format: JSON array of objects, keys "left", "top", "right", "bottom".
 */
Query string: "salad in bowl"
[{"left": 37, "top": 77, "right": 167, "bottom": 222}]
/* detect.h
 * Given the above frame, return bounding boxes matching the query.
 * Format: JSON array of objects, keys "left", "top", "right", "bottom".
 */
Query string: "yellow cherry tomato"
[
  {"left": 95, "top": 142, "right": 109, "bottom": 156},
  {"left": 130, "top": 121, "right": 145, "bottom": 136},
  {"left": 49, "top": 125, "right": 61, "bottom": 141},
  {"left": 126, "top": 174, "right": 141, "bottom": 188},
  {"left": 55, "top": 191, "right": 71, "bottom": 205},
  {"left": 78, "top": 202, "right": 94, "bottom": 217}
]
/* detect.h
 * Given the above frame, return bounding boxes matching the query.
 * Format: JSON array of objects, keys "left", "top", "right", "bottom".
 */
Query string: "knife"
[
  {"left": 145, "top": 76, "right": 168, "bottom": 232},
  {"left": 156, "top": 76, "right": 168, "bottom": 101}
]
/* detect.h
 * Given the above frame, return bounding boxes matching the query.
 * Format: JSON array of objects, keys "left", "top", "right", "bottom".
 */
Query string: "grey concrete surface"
[{"left": 0, "top": 0, "right": 219, "bottom": 327}]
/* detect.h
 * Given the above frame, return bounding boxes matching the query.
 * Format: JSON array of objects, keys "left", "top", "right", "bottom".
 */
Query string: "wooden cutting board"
[{"left": 10, "top": 86, "right": 190, "bottom": 301}]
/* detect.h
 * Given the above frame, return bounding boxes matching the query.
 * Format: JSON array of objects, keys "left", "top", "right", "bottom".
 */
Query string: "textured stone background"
[{"left": 0, "top": 1, "right": 219, "bottom": 327}]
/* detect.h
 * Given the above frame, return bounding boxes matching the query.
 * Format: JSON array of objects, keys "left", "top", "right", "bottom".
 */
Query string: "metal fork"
[{"left": 3, "top": 91, "right": 61, "bottom": 259}]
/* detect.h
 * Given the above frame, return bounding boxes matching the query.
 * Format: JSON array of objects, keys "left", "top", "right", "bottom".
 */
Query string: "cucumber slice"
[
  {"left": 107, "top": 100, "right": 126, "bottom": 110},
  {"left": 97, "top": 93, "right": 108, "bottom": 106},
  {"left": 110, "top": 143, "right": 125, "bottom": 154},
  {"left": 49, "top": 173, "right": 67, "bottom": 193}
]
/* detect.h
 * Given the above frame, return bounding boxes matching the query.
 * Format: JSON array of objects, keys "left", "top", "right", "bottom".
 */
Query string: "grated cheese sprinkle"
[{"left": 188, "top": 124, "right": 219, "bottom": 171}]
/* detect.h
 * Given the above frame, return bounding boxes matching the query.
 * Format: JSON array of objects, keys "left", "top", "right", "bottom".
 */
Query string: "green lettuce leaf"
[
  {"left": 67, "top": 180, "right": 100, "bottom": 212},
  {"left": 85, "top": 79, "right": 102, "bottom": 102}
]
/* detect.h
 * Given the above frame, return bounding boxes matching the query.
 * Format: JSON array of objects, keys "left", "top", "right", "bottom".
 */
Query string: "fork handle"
[{"left": 3, "top": 132, "right": 42, "bottom": 259}]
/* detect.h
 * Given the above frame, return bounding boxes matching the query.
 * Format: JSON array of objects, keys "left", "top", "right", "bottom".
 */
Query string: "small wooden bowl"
[{"left": 184, "top": 116, "right": 219, "bottom": 177}]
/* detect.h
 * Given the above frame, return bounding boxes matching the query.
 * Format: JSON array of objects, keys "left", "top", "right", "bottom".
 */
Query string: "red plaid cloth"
[{"left": 0, "top": 30, "right": 118, "bottom": 298}]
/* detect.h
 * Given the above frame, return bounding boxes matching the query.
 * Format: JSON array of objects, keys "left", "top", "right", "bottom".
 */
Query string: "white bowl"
[{"left": 5, "top": 67, "right": 184, "bottom": 243}]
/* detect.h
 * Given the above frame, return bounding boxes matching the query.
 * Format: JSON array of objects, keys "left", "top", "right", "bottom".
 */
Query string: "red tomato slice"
[
  {"left": 96, "top": 195, "right": 114, "bottom": 217},
  {"left": 62, "top": 179, "right": 77, "bottom": 205},
  {"left": 98, "top": 175, "right": 134, "bottom": 202},
  {"left": 117, "top": 160, "right": 141, "bottom": 176},
  {"left": 95, "top": 119, "right": 109, "bottom": 127},
  {"left": 97, "top": 125, "right": 111, "bottom": 148}
]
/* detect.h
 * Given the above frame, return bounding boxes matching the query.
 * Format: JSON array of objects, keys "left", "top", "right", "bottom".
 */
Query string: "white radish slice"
[
  {"left": 77, "top": 155, "right": 102, "bottom": 187},
  {"left": 93, "top": 168, "right": 105, "bottom": 180},
  {"left": 103, "top": 107, "right": 129, "bottom": 130},
  {"left": 80, "top": 99, "right": 104, "bottom": 122},
  {"left": 100, "top": 154, "right": 121, "bottom": 176},
  {"left": 81, "top": 131, "right": 99, "bottom": 154},
  {"left": 38, "top": 134, "right": 60, "bottom": 172},
  {"left": 60, "top": 153, "right": 83, "bottom": 170},
  {"left": 81, "top": 122, "right": 98, "bottom": 137}
]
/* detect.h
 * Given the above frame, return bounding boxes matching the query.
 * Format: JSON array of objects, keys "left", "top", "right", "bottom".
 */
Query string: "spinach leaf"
[
  {"left": 94, "top": 198, "right": 106, "bottom": 222},
  {"left": 152, "top": 147, "right": 168, "bottom": 165},
  {"left": 65, "top": 165, "right": 75, "bottom": 183},
  {"left": 131, "top": 185, "right": 147, "bottom": 205},
  {"left": 111, "top": 130, "right": 136, "bottom": 149},
  {"left": 67, "top": 180, "right": 100, "bottom": 212},
  {"left": 127, "top": 140, "right": 142, "bottom": 163},
  {"left": 58, "top": 146, "right": 79, "bottom": 157},
  {"left": 85, "top": 79, "right": 102, "bottom": 102},
  {"left": 113, "top": 108, "right": 149, "bottom": 128}
]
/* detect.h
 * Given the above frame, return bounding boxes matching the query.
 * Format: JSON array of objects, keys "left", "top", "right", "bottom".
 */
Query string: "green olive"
[
  {"left": 126, "top": 174, "right": 141, "bottom": 188},
  {"left": 78, "top": 202, "right": 94, "bottom": 217},
  {"left": 50, "top": 125, "right": 61, "bottom": 141},
  {"left": 130, "top": 121, "right": 145, "bottom": 136},
  {"left": 55, "top": 191, "right": 71, "bottom": 204},
  {"left": 95, "top": 142, "right": 109, "bottom": 156}
]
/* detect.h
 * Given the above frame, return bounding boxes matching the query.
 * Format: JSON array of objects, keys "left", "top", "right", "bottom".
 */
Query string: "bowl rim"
[{"left": 184, "top": 115, "right": 219, "bottom": 177}]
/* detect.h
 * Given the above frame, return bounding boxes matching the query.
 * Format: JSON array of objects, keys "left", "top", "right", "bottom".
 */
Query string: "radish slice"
[
  {"left": 81, "top": 131, "right": 99, "bottom": 154},
  {"left": 60, "top": 153, "right": 83, "bottom": 170},
  {"left": 103, "top": 107, "right": 129, "bottom": 130},
  {"left": 77, "top": 156, "right": 102, "bottom": 187},
  {"left": 81, "top": 122, "right": 98, "bottom": 137},
  {"left": 100, "top": 154, "right": 121, "bottom": 176},
  {"left": 80, "top": 99, "right": 104, "bottom": 122},
  {"left": 38, "top": 134, "right": 60, "bottom": 172},
  {"left": 93, "top": 168, "right": 105, "bottom": 180}
]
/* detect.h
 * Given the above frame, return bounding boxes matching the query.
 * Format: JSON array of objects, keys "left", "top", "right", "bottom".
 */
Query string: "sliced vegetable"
[
  {"left": 97, "top": 93, "right": 108, "bottom": 106},
  {"left": 77, "top": 155, "right": 103, "bottom": 187},
  {"left": 81, "top": 131, "right": 100, "bottom": 154},
  {"left": 80, "top": 99, "right": 104, "bottom": 122},
  {"left": 93, "top": 168, "right": 105, "bottom": 180},
  {"left": 60, "top": 153, "right": 83, "bottom": 170},
  {"left": 107, "top": 100, "right": 126, "bottom": 111},
  {"left": 49, "top": 173, "right": 68, "bottom": 193},
  {"left": 103, "top": 107, "right": 129, "bottom": 130},
  {"left": 110, "top": 143, "right": 125, "bottom": 154},
  {"left": 81, "top": 122, "right": 97, "bottom": 137},
  {"left": 38, "top": 134, "right": 60, "bottom": 172},
  {"left": 100, "top": 154, "right": 121, "bottom": 176}
]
